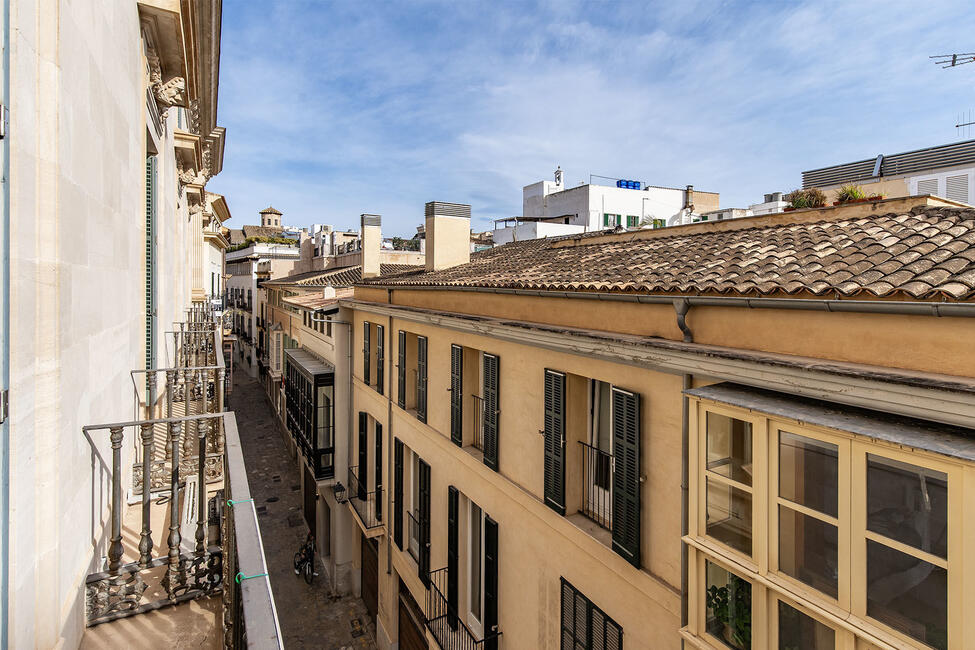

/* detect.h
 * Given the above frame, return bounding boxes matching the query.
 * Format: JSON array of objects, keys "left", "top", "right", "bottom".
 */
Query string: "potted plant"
[
  {"left": 784, "top": 188, "right": 827, "bottom": 211},
  {"left": 705, "top": 574, "right": 752, "bottom": 649}
]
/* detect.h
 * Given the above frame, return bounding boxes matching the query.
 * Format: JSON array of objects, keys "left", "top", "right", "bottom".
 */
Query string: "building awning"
[
  {"left": 284, "top": 348, "right": 334, "bottom": 380},
  {"left": 685, "top": 382, "right": 975, "bottom": 463}
]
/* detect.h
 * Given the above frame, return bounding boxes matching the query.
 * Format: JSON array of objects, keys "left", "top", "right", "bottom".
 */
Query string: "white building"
[{"left": 494, "top": 169, "right": 721, "bottom": 245}]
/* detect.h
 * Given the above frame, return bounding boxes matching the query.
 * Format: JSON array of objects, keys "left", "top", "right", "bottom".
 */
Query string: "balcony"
[
  {"left": 579, "top": 441, "right": 613, "bottom": 530},
  {"left": 427, "top": 567, "right": 501, "bottom": 650},
  {"left": 348, "top": 465, "right": 383, "bottom": 533},
  {"left": 81, "top": 317, "right": 282, "bottom": 647}
]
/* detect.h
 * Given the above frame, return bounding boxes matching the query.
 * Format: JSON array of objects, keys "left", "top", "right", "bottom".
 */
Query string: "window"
[
  {"left": 776, "top": 431, "right": 839, "bottom": 598},
  {"left": 560, "top": 578, "right": 622, "bottom": 650},
  {"left": 777, "top": 600, "right": 834, "bottom": 649},
  {"left": 705, "top": 561, "right": 751, "bottom": 650},
  {"left": 705, "top": 412, "right": 754, "bottom": 555},
  {"left": 625, "top": 215, "right": 638, "bottom": 227},
  {"left": 865, "top": 455, "right": 947, "bottom": 650},
  {"left": 469, "top": 502, "right": 483, "bottom": 629},
  {"left": 692, "top": 399, "right": 959, "bottom": 650},
  {"left": 602, "top": 213, "right": 621, "bottom": 228}
]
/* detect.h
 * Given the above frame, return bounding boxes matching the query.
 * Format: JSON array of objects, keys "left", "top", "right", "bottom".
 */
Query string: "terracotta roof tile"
[{"left": 362, "top": 208, "right": 975, "bottom": 300}]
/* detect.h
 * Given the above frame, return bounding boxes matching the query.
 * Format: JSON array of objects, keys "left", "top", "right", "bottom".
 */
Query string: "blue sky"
[{"left": 207, "top": 0, "right": 975, "bottom": 236}]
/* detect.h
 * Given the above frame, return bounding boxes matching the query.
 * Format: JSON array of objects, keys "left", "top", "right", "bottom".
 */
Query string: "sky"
[{"left": 207, "top": 0, "right": 975, "bottom": 236}]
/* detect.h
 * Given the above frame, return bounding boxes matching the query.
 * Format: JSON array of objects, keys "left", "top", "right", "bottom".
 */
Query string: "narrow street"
[{"left": 228, "top": 369, "right": 377, "bottom": 650}]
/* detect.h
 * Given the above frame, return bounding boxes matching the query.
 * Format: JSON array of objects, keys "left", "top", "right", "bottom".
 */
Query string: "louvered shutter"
[
  {"left": 484, "top": 515, "right": 499, "bottom": 650},
  {"left": 544, "top": 370, "right": 566, "bottom": 515},
  {"left": 483, "top": 354, "right": 500, "bottom": 471},
  {"left": 363, "top": 322, "right": 370, "bottom": 385},
  {"left": 397, "top": 330, "right": 406, "bottom": 408},
  {"left": 917, "top": 177, "right": 939, "bottom": 196},
  {"left": 450, "top": 345, "right": 463, "bottom": 446},
  {"left": 394, "top": 438, "right": 404, "bottom": 549},
  {"left": 611, "top": 387, "right": 641, "bottom": 567},
  {"left": 560, "top": 578, "right": 624, "bottom": 650},
  {"left": 417, "top": 336, "right": 428, "bottom": 423},
  {"left": 947, "top": 174, "right": 969, "bottom": 204},
  {"left": 375, "top": 422, "right": 383, "bottom": 522},
  {"left": 357, "top": 412, "right": 368, "bottom": 500},
  {"left": 376, "top": 324, "right": 385, "bottom": 395},
  {"left": 418, "top": 458, "right": 431, "bottom": 585},
  {"left": 447, "top": 485, "right": 459, "bottom": 630}
]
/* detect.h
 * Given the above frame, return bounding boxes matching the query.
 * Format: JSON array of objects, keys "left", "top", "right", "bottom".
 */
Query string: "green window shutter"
[
  {"left": 450, "top": 345, "right": 463, "bottom": 446},
  {"left": 603, "top": 213, "right": 609, "bottom": 227},
  {"left": 144, "top": 156, "right": 157, "bottom": 376},
  {"left": 447, "top": 485, "right": 459, "bottom": 630},
  {"left": 482, "top": 354, "right": 500, "bottom": 471},
  {"left": 416, "top": 336, "right": 428, "bottom": 423},
  {"left": 376, "top": 324, "right": 385, "bottom": 395},
  {"left": 357, "top": 412, "right": 368, "bottom": 500},
  {"left": 363, "top": 322, "right": 371, "bottom": 385},
  {"left": 484, "top": 515, "right": 499, "bottom": 650},
  {"left": 394, "top": 438, "right": 404, "bottom": 549},
  {"left": 560, "top": 577, "right": 624, "bottom": 650},
  {"left": 374, "top": 422, "right": 383, "bottom": 522},
  {"left": 418, "top": 458, "right": 431, "bottom": 586},
  {"left": 397, "top": 330, "right": 406, "bottom": 408},
  {"left": 543, "top": 369, "right": 566, "bottom": 515},
  {"left": 611, "top": 387, "right": 641, "bottom": 567}
]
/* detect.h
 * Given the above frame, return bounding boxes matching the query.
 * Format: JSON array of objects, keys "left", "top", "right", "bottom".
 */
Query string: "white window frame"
[{"left": 467, "top": 499, "right": 485, "bottom": 636}]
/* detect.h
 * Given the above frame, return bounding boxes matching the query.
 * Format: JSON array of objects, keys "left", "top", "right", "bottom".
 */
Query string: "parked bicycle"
[{"left": 293, "top": 532, "right": 317, "bottom": 585}]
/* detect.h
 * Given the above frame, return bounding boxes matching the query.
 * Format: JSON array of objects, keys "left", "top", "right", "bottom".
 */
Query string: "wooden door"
[
  {"left": 398, "top": 579, "right": 428, "bottom": 650},
  {"left": 361, "top": 534, "right": 379, "bottom": 620}
]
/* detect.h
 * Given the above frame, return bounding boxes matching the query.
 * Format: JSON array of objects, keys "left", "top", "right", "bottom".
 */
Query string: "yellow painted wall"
[{"left": 351, "top": 308, "right": 690, "bottom": 648}]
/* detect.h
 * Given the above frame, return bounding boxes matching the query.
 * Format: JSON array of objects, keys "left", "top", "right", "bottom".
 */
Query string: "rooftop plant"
[
  {"left": 835, "top": 184, "right": 867, "bottom": 203},
  {"left": 785, "top": 188, "right": 827, "bottom": 209}
]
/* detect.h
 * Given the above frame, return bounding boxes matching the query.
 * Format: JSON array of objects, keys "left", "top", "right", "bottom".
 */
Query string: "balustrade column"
[
  {"left": 146, "top": 371, "right": 157, "bottom": 421},
  {"left": 196, "top": 418, "right": 208, "bottom": 553},
  {"left": 107, "top": 426, "right": 125, "bottom": 571},
  {"left": 139, "top": 423, "right": 154, "bottom": 566},
  {"left": 166, "top": 421, "right": 183, "bottom": 599},
  {"left": 166, "top": 369, "right": 176, "bottom": 453}
]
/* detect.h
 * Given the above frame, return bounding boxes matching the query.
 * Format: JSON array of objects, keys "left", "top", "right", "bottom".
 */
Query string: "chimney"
[
  {"left": 360, "top": 214, "right": 381, "bottom": 278},
  {"left": 684, "top": 185, "right": 695, "bottom": 211},
  {"left": 424, "top": 201, "right": 471, "bottom": 271}
]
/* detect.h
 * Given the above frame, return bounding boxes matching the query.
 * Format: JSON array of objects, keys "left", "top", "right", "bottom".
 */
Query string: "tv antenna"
[{"left": 931, "top": 53, "right": 975, "bottom": 68}]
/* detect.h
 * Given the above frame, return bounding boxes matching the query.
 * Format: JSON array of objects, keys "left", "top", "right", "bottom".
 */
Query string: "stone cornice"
[{"left": 340, "top": 299, "right": 975, "bottom": 429}]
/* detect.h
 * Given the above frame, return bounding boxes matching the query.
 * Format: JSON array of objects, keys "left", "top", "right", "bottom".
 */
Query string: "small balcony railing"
[
  {"left": 427, "top": 567, "right": 502, "bottom": 650},
  {"left": 348, "top": 466, "right": 382, "bottom": 529},
  {"left": 579, "top": 441, "right": 613, "bottom": 530},
  {"left": 408, "top": 510, "right": 421, "bottom": 563},
  {"left": 471, "top": 395, "right": 485, "bottom": 452}
]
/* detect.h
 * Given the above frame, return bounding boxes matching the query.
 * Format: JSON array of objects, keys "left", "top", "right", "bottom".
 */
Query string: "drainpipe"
[
  {"left": 0, "top": 0, "right": 9, "bottom": 641},
  {"left": 386, "top": 311, "right": 394, "bottom": 576},
  {"left": 681, "top": 373, "right": 691, "bottom": 639}
]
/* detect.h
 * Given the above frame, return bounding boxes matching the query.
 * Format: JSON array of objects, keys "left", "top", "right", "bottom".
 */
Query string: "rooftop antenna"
[
  {"left": 931, "top": 53, "right": 975, "bottom": 68},
  {"left": 957, "top": 109, "right": 975, "bottom": 139}
]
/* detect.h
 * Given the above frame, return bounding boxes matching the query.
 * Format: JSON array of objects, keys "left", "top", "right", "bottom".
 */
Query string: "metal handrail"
[
  {"left": 579, "top": 441, "right": 613, "bottom": 530},
  {"left": 427, "top": 567, "right": 502, "bottom": 650},
  {"left": 348, "top": 466, "right": 382, "bottom": 529}
]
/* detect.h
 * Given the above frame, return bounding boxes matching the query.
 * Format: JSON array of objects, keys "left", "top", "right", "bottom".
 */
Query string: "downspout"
[
  {"left": 674, "top": 298, "right": 693, "bottom": 343},
  {"left": 386, "top": 309, "right": 394, "bottom": 576},
  {"left": 0, "top": 0, "right": 8, "bottom": 639},
  {"left": 680, "top": 373, "right": 691, "bottom": 640}
]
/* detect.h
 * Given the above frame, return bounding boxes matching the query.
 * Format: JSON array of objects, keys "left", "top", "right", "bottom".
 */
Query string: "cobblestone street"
[{"left": 228, "top": 368, "right": 376, "bottom": 650}]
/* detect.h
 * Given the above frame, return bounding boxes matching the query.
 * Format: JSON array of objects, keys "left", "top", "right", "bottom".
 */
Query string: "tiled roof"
[
  {"left": 283, "top": 288, "right": 355, "bottom": 311},
  {"left": 363, "top": 206, "right": 975, "bottom": 300},
  {"left": 265, "top": 264, "right": 421, "bottom": 289}
]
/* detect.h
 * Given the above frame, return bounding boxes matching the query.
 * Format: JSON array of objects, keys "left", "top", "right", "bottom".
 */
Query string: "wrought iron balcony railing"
[
  {"left": 82, "top": 313, "right": 281, "bottom": 647},
  {"left": 348, "top": 466, "right": 382, "bottom": 529},
  {"left": 427, "top": 567, "right": 502, "bottom": 650},
  {"left": 579, "top": 441, "right": 613, "bottom": 530}
]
